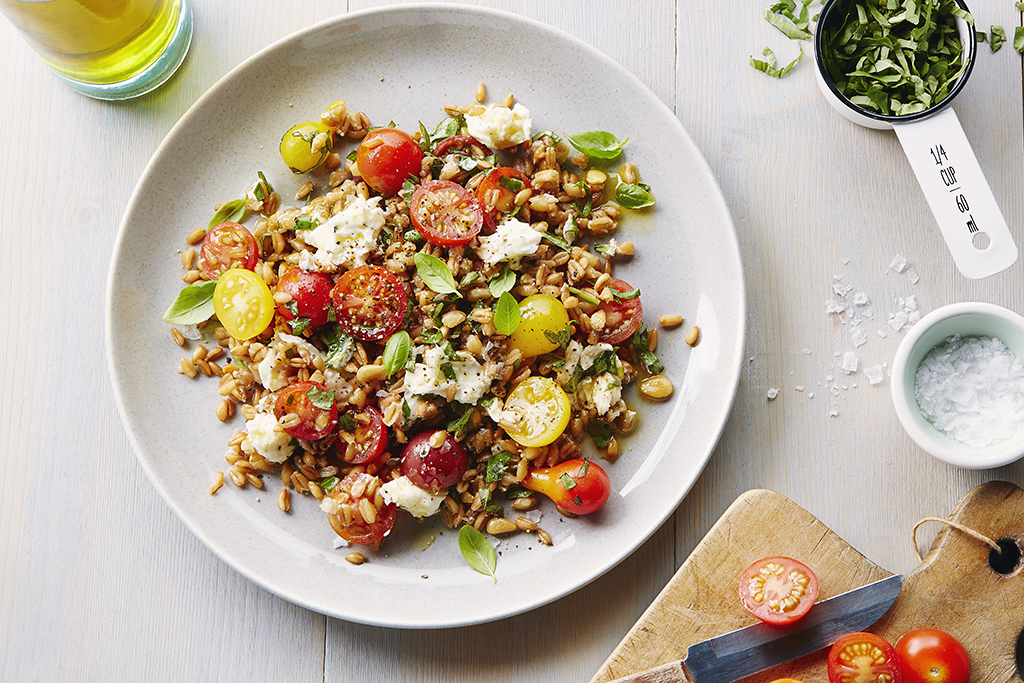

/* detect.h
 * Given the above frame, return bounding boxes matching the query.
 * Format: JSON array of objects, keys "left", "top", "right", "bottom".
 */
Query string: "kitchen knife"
[{"left": 604, "top": 574, "right": 903, "bottom": 683}]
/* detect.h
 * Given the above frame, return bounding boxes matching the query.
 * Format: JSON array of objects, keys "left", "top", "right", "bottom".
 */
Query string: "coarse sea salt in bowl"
[{"left": 891, "top": 302, "right": 1024, "bottom": 469}]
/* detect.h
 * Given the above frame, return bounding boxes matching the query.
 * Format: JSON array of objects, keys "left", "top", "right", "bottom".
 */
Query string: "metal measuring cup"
[{"left": 812, "top": 0, "right": 1017, "bottom": 279}]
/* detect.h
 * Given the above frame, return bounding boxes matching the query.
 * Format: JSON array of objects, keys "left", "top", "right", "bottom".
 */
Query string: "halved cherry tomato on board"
[
  {"left": 522, "top": 458, "right": 611, "bottom": 515},
  {"left": 596, "top": 277, "right": 643, "bottom": 345},
  {"left": 895, "top": 629, "right": 969, "bottom": 683},
  {"left": 356, "top": 127, "right": 423, "bottom": 196},
  {"left": 323, "top": 471, "right": 396, "bottom": 545},
  {"left": 410, "top": 179, "right": 484, "bottom": 246},
  {"left": 273, "top": 381, "right": 337, "bottom": 441},
  {"left": 275, "top": 267, "right": 333, "bottom": 330},
  {"left": 337, "top": 405, "right": 388, "bottom": 465},
  {"left": 329, "top": 265, "right": 407, "bottom": 342},
  {"left": 738, "top": 556, "right": 819, "bottom": 625},
  {"left": 500, "top": 376, "right": 571, "bottom": 447},
  {"left": 212, "top": 268, "right": 275, "bottom": 340},
  {"left": 474, "top": 167, "right": 531, "bottom": 230},
  {"left": 199, "top": 222, "right": 259, "bottom": 280},
  {"left": 400, "top": 429, "right": 469, "bottom": 494},
  {"left": 828, "top": 632, "right": 902, "bottom": 683}
]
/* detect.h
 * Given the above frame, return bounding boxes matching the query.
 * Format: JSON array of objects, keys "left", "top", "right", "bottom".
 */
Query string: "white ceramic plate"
[{"left": 106, "top": 4, "right": 745, "bottom": 628}]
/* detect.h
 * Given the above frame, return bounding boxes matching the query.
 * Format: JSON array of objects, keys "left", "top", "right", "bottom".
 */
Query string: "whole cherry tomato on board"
[
  {"left": 828, "top": 632, "right": 902, "bottom": 683},
  {"left": 356, "top": 127, "right": 423, "bottom": 195},
  {"left": 521, "top": 458, "right": 611, "bottom": 515},
  {"left": 895, "top": 629, "right": 969, "bottom": 683},
  {"left": 738, "top": 556, "right": 819, "bottom": 625}
]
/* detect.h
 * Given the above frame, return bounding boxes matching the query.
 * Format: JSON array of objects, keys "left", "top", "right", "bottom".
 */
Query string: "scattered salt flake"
[
  {"left": 333, "top": 537, "right": 351, "bottom": 550},
  {"left": 826, "top": 374, "right": 834, "bottom": 382},
  {"left": 829, "top": 408, "right": 839, "bottom": 417},
  {"left": 852, "top": 292, "right": 869, "bottom": 306},
  {"left": 862, "top": 307, "right": 875, "bottom": 320},
  {"left": 840, "top": 352, "right": 859, "bottom": 373},
  {"left": 802, "top": 348, "right": 813, "bottom": 355},
  {"left": 842, "top": 258, "right": 850, "bottom": 264},
  {"left": 795, "top": 386, "right": 805, "bottom": 392},
  {"left": 809, "top": 392, "right": 814, "bottom": 398},
  {"left": 178, "top": 324, "right": 202, "bottom": 341},
  {"left": 826, "top": 300, "right": 847, "bottom": 314},
  {"left": 907, "top": 310, "right": 921, "bottom": 326},
  {"left": 888, "top": 311, "right": 909, "bottom": 330},
  {"left": 767, "top": 388, "right": 779, "bottom": 400},
  {"left": 907, "top": 267, "right": 920, "bottom": 284},
  {"left": 834, "top": 274, "right": 844, "bottom": 281},
  {"left": 877, "top": 330, "right": 888, "bottom": 339},
  {"left": 905, "top": 295, "right": 918, "bottom": 311},
  {"left": 851, "top": 328, "right": 868, "bottom": 348},
  {"left": 865, "top": 365, "right": 884, "bottom": 385},
  {"left": 833, "top": 283, "right": 853, "bottom": 297},
  {"left": 890, "top": 254, "right": 909, "bottom": 273}
]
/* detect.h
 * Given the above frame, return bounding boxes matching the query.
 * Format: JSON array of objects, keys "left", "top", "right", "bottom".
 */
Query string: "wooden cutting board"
[{"left": 590, "top": 481, "right": 1024, "bottom": 683}]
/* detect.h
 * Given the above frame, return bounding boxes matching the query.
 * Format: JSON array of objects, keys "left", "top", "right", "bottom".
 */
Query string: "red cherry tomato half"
[
  {"left": 330, "top": 265, "right": 407, "bottom": 341},
  {"left": 410, "top": 179, "right": 484, "bottom": 247},
  {"left": 324, "top": 471, "right": 397, "bottom": 545},
  {"left": 337, "top": 406, "right": 388, "bottom": 465},
  {"left": 596, "top": 277, "right": 643, "bottom": 345},
  {"left": 274, "top": 267, "right": 333, "bottom": 330},
  {"left": 400, "top": 430, "right": 469, "bottom": 494},
  {"left": 356, "top": 127, "right": 423, "bottom": 196},
  {"left": 895, "top": 629, "right": 969, "bottom": 683},
  {"left": 738, "top": 556, "right": 819, "bottom": 625},
  {"left": 273, "top": 381, "right": 337, "bottom": 441},
  {"left": 828, "top": 632, "right": 903, "bottom": 683},
  {"left": 433, "top": 134, "right": 492, "bottom": 158},
  {"left": 198, "top": 222, "right": 259, "bottom": 280},
  {"left": 521, "top": 458, "right": 611, "bottom": 515},
  {"left": 474, "top": 167, "right": 531, "bottom": 230}
]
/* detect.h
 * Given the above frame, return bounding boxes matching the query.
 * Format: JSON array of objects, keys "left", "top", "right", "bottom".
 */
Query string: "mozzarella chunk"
[
  {"left": 577, "top": 372, "right": 623, "bottom": 415},
  {"left": 465, "top": 103, "right": 532, "bottom": 149},
  {"left": 380, "top": 476, "right": 447, "bottom": 518},
  {"left": 244, "top": 412, "right": 294, "bottom": 464},
  {"left": 475, "top": 217, "right": 542, "bottom": 268},
  {"left": 300, "top": 194, "right": 385, "bottom": 271},
  {"left": 404, "top": 346, "right": 490, "bottom": 404}
]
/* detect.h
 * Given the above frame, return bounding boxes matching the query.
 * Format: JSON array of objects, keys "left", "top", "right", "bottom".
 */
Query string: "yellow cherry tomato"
[
  {"left": 508, "top": 294, "right": 570, "bottom": 358},
  {"left": 213, "top": 269, "right": 275, "bottom": 340},
  {"left": 500, "top": 376, "right": 571, "bottom": 447},
  {"left": 279, "top": 120, "right": 333, "bottom": 174}
]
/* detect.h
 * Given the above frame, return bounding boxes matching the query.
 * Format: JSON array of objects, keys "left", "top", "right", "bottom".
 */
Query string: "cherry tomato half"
[
  {"left": 522, "top": 459, "right": 611, "bottom": 515},
  {"left": 199, "top": 222, "right": 259, "bottom": 280},
  {"left": 895, "top": 629, "right": 969, "bottom": 683},
  {"left": 433, "top": 135, "right": 493, "bottom": 185},
  {"left": 275, "top": 267, "right": 333, "bottom": 330},
  {"left": 410, "top": 180, "right": 484, "bottom": 246},
  {"left": 337, "top": 405, "right": 388, "bottom": 464},
  {"left": 273, "top": 381, "right": 337, "bottom": 441},
  {"left": 597, "top": 278, "right": 643, "bottom": 345},
  {"left": 213, "top": 268, "right": 275, "bottom": 340},
  {"left": 356, "top": 127, "right": 424, "bottom": 196},
  {"left": 738, "top": 556, "right": 819, "bottom": 625},
  {"left": 828, "top": 633, "right": 903, "bottom": 683},
  {"left": 324, "top": 471, "right": 397, "bottom": 545},
  {"left": 400, "top": 430, "right": 469, "bottom": 494},
  {"left": 330, "top": 265, "right": 407, "bottom": 342},
  {"left": 474, "top": 167, "right": 531, "bottom": 230},
  {"left": 508, "top": 294, "right": 570, "bottom": 358},
  {"left": 500, "top": 376, "right": 571, "bottom": 447}
]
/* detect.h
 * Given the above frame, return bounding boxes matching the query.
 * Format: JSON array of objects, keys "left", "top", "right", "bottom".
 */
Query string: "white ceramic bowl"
[{"left": 891, "top": 302, "right": 1024, "bottom": 468}]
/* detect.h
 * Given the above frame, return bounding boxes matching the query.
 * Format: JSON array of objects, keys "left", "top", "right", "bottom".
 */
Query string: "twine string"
[{"left": 912, "top": 516, "right": 1000, "bottom": 561}]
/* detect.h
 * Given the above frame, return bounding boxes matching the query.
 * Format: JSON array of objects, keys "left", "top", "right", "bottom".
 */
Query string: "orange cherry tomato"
[
  {"left": 521, "top": 458, "right": 611, "bottom": 515},
  {"left": 738, "top": 556, "right": 819, "bottom": 625}
]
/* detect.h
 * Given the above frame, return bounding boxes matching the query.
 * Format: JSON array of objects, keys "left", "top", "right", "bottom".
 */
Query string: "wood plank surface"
[{"left": 1, "top": 1, "right": 1023, "bottom": 682}]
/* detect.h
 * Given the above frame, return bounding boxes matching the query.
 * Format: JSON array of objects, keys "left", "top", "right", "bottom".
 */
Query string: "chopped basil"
[
  {"left": 543, "top": 321, "right": 572, "bottom": 350},
  {"left": 447, "top": 406, "right": 473, "bottom": 438},
  {"left": 494, "top": 291, "right": 521, "bottom": 336},
  {"left": 257, "top": 171, "right": 275, "bottom": 198},
  {"left": 505, "top": 488, "right": 533, "bottom": 500},
  {"left": 531, "top": 129, "right": 563, "bottom": 145},
  {"left": 485, "top": 503, "right": 505, "bottom": 517},
  {"left": 595, "top": 241, "right": 617, "bottom": 257},
  {"left": 566, "top": 131, "right": 628, "bottom": 162},
  {"left": 631, "top": 325, "right": 665, "bottom": 375},
  {"left": 558, "top": 472, "right": 577, "bottom": 491},
  {"left": 208, "top": 198, "right": 247, "bottom": 229},
  {"left": 320, "top": 325, "right": 355, "bottom": 368},
  {"left": 401, "top": 177, "right": 418, "bottom": 205},
  {"left": 498, "top": 175, "right": 524, "bottom": 193},
  {"left": 320, "top": 476, "right": 339, "bottom": 491},
  {"left": 163, "top": 281, "right": 216, "bottom": 325},
  {"left": 574, "top": 182, "right": 593, "bottom": 217},
  {"left": 346, "top": 149, "right": 358, "bottom": 162},
  {"left": 539, "top": 232, "right": 570, "bottom": 252},
  {"left": 459, "top": 270, "right": 480, "bottom": 288},
  {"left": 402, "top": 399, "right": 412, "bottom": 422},
  {"left": 421, "top": 328, "right": 444, "bottom": 345},
  {"left": 414, "top": 253, "right": 461, "bottom": 297},
  {"left": 588, "top": 420, "right": 612, "bottom": 449},
  {"left": 485, "top": 452, "right": 511, "bottom": 482},
  {"left": 612, "top": 286, "right": 641, "bottom": 301},
  {"left": 404, "top": 228, "right": 425, "bottom": 244},
  {"left": 382, "top": 330, "right": 411, "bottom": 378},
  {"left": 749, "top": 46, "right": 803, "bottom": 78},
  {"left": 458, "top": 525, "right": 497, "bottom": 582},
  {"left": 417, "top": 121, "right": 432, "bottom": 153},
  {"left": 616, "top": 182, "right": 655, "bottom": 209},
  {"left": 289, "top": 317, "right": 311, "bottom": 335},
  {"left": 305, "top": 385, "right": 335, "bottom": 410},
  {"left": 763, "top": 0, "right": 814, "bottom": 40},
  {"left": 430, "top": 116, "right": 464, "bottom": 142},
  {"left": 293, "top": 214, "right": 317, "bottom": 231},
  {"left": 589, "top": 350, "right": 620, "bottom": 377},
  {"left": 568, "top": 287, "right": 600, "bottom": 306},
  {"left": 561, "top": 214, "right": 580, "bottom": 246},
  {"left": 439, "top": 339, "right": 459, "bottom": 361},
  {"left": 441, "top": 361, "right": 457, "bottom": 382},
  {"left": 338, "top": 413, "right": 357, "bottom": 431},
  {"left": 488, "top": 266, "right": 516, "bottom": 297},
  {"left": 990, "top": 25, "right": 1005, "bottom": 51},
  {"left": 284, "top": 300, "right": 299, "bottom": 317}
]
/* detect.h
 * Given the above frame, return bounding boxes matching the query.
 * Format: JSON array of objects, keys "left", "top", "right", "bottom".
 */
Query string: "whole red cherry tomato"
[
  {"left": 275, "top": 267, "right": 333, "bottom": 330},
  {"left": 738, "top": 556, "right": 819, "bottom": 625},
  {"left": 895, "top": 629, "right": 969, "bottom": 683},
  {"left": 356, "top": 127, "right": 423, "bottom": 196}
]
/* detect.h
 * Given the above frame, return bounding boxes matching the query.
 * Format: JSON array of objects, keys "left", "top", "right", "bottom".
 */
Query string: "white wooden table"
[{"left": 2, "top": 1, "right": 1022, "bottom": 681}]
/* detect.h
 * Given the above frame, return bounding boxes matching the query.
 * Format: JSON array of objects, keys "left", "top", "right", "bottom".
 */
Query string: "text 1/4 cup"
[{"left": 0, "top": 0, "right": 192, "bottom": 100}]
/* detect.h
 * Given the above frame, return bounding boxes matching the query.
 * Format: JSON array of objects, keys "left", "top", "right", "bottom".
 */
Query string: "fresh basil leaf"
[
  {"left": 458, "top": 525, "right": 497, "bottom": 582},
  {"left": 163, "top": 281, "right": 216, "bottom": 325},
  {"left": 1014, "top": 25, "right": 1024, "bottom": 52},
  {"left": 616, "top": 182, "right": 655, "bottom": 209},
  {"left": 305, "top": 386, "right": 335, "bottom": 410},
  {"left": 588, "top": 420, "right": 612, "bottom": 449},
  {"left": 749, "top": 46, "right": 802, "bottom": 78},
  {"left": 631, "top": 325, "right": 665, "bottom": 375},
  {"left": 320, "top": 325, "right": 355, "bottom": 368},
  {"left": 485, "top": 452, "right": 511, "bottom": 483},
  {"left": 566, "top": 131, "right": 628, "bottom": 161},
  {"left": 494, "top": 291, "right": 520, "bottom": 336},
  {"left": 208, "top": 199, "right": 247, "bottom": 229},
  {"left": 414, "top": 253, "right": 461, "bottom": 296},
  {"left": 488, "top": 266, "right": 516, "bottom": 298},
  {"left": 382, "top": 330, "right": 411, "bottom": 378}
]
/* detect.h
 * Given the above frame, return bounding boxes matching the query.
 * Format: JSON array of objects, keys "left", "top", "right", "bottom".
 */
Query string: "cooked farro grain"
[{"left": 210, "top": 471, "right": 224, "bottom": 495}]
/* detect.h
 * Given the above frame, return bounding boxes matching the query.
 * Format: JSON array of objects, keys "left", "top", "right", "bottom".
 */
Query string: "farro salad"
[{"left": 164, "top": 91, "right": 681, "bottom": 566}]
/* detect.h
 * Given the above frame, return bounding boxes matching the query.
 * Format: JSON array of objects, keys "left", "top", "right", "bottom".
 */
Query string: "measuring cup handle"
[{"left": 892, "top": 107, "right": 1017, "bottom": 279}]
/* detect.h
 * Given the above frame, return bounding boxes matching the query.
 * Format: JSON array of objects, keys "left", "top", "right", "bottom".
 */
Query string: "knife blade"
[{"left": 604, "top": 574, "right": 903, "bottom": 683}]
